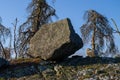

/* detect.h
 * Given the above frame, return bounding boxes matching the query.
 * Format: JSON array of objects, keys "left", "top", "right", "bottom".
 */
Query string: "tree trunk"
[
  {"left": 13, "top": 18, "right": 18, "bottom": 59},
  {"left": 92, "top": 24, "right": 96, "bottom": 51},
  {"left": 0, "top": 41, "right": 6, "bottom": 59}
]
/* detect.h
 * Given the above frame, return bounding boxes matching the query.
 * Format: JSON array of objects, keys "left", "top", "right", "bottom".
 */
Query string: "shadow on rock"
[
  {"left": 1, "top": 56, "right": 120, "bottom": 79},
  {"left": 59, "top": 56, "right": 120, "bottom": 66},
  {"left": 0, "top": 57, "right": 9, "bottom": 70},
  {"left": 0, "top": 58, "right": 44, "bottom": 79}
]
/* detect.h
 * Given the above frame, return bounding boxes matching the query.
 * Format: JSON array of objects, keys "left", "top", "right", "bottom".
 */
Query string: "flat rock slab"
[{"left": 29, "top": 18, "right": 83, "bottom": 61}]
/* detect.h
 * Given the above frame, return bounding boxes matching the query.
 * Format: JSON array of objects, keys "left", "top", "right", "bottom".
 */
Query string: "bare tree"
[
  {"left": 17, "top": 0, "right": 57, "bottom": 57},
  {"left": 0, "top": 17, "right": 11, "bottom": 59},
  {"left": 12, "top": 18, "right": 18, "bottom": 59},
  {"left": 80, "top": 10, "right": 118, "bottom": 56},
  {"left": 4, "top": 47, "right": 11, "bottom": 60}
]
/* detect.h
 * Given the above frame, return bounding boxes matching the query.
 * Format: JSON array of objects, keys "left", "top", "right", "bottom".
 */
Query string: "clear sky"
[{"left": 0, "top": 0, "right": 120, "bottom": 56}]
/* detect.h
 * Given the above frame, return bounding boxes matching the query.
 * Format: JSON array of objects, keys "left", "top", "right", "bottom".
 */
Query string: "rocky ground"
[{"left": 0, "top": 56, "right": 120, "bottom": 80}]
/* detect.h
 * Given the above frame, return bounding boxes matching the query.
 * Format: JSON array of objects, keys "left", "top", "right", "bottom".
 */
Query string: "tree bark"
[{"left": 92, "top": 23, "right": 96, "bottom": 51}]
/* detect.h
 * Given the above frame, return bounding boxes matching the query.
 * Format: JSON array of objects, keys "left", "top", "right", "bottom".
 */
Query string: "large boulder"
[{"left": 29, "top": 18, "right": 83, "bottom": 61}]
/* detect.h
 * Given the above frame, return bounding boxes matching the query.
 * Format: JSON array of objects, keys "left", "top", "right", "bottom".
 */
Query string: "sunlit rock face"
[
  {"left": 29, "top": 18, "right": 83, "bottom": 61},
  {"left": 86, "top": 48, "right": 98, "bottom": 57}
]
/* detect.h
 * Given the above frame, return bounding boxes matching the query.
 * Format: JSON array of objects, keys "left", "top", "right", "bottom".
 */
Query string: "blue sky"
[{"left": 0, "top": 0, "right": 120, "bottom": 56}]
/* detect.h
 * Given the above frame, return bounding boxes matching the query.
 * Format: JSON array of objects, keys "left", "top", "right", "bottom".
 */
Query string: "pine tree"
[{"left": 80, "top": 10, "right": 118, "bottom": 56}]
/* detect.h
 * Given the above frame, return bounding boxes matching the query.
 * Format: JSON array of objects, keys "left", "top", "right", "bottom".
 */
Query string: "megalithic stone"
[{"left": 29, "top": 18, "right": 83, "bottom": 61}]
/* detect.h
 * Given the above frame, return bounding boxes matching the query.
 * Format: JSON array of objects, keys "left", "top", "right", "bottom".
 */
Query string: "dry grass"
[{"left": 10, "top": 58, "right": 42, "bottom": 65}]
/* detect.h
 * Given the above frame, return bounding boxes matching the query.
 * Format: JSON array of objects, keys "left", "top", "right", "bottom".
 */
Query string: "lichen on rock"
[{"left": 29, "top": 18, "right": 83, "bottom": 61}]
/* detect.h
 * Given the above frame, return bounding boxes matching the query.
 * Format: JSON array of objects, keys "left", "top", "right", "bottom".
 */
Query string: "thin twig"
[{"left": 111, "top": 18, "right": 120, "bottom": 36}]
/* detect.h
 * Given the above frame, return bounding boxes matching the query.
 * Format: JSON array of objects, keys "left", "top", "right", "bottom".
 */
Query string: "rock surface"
[
  {"left": 1, "top": 57, "right": 120, "bottom": 80},
  {"left": 86, "top": 48, "right": 98, "bottom": 57},
  {"left": 29, "top": 18, "right": 83, "bottom": 60}
]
